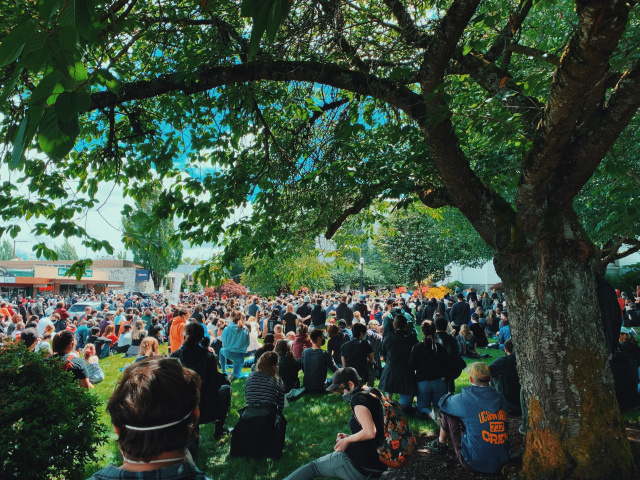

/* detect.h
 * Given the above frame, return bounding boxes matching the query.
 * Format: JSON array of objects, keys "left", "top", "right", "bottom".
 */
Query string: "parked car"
[{"left": 67, "top": 301, "right": 116, "bottom": 316}]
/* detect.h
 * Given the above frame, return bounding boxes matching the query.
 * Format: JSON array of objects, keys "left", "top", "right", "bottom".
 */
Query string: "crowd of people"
[{"left": 1, "top": 282, "right": 639, "bottom": 479}]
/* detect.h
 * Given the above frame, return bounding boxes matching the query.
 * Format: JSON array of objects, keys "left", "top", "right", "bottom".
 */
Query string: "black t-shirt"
[
  {"left": 282, "top": 312, "right": 298, "bottom": 333},
  {"left": 341, "top": 338, "right": 373, "bottom": 381},
  {"left": 347, "top": 390, "right": 387, "bottom": 472},
  {"left": 46, "top": 353, "right": 89, "bottom": 382},
  {"left": 469, "top": 322, "right": 487, "bottom": 346}
]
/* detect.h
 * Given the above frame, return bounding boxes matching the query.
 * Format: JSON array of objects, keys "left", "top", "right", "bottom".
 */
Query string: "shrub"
[
  {"left": 0, "top": 342, "right": 108, "bottom": 480},
  {"left": 445, "top": 280, "right": 465, "bottom": 291}
]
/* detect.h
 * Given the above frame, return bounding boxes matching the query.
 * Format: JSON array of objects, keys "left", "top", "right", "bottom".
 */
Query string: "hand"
[
  {"left": 336, "top": 432, "right": 348, "bottom": 441},
  {"left": 334, "top": 435, "right": 350, "bottom": 452}
]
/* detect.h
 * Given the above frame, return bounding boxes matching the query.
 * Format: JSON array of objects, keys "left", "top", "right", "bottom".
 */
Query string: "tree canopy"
[
  {"left": 1, "top": 0, "right": 639, "bottom": 477},
  {"left": 0, "top": 239, "right": 12, "bottom": 260}
]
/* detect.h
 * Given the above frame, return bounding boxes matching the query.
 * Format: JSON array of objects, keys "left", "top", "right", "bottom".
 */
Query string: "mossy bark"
[{"left": 495, "top": 235, "right": 635, "bottom": 480}]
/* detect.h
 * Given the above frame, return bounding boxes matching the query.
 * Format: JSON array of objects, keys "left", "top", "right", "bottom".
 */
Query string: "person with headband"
[{"left": 87, "top": 357, "right": 211, "bottom": 479}]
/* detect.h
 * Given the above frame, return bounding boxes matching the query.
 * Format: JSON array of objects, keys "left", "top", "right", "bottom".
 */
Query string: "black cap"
[
  {"left": 21, "top": 328, "right": 43, "bottom": 347},
  {"left": 326, "top": 367, "right": 361, "bottom": 392}
]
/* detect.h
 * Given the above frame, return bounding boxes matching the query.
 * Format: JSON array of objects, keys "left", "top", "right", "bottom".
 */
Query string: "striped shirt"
[{"left": 245, "top": 371, "right": 285, "bottom": 409}]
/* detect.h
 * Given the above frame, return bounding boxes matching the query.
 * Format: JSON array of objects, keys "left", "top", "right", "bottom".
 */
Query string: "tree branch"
[
  {"left": 90, "top": 60, "right": 427, "bottom": 120},
  {"left": 420, "top": 0, "right": 481, "bottom": 88},
  {"left": 382, "top": 0, "right": 429, "bottom": 48},
  {"left": 506, "top": 44, "right": 560, "bottom": 66},
  {"left": 517, "top": 0, "right": 633, "bottom": 227},
  {"left": 556, "top": 59, "right": 640, "bottom": 201},
  {"left": 485, "top": 0, "right": 534, "bottom": 63}
]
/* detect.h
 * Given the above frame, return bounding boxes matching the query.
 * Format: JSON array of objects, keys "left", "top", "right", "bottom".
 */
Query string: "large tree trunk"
[{"left": 494, "top": 234, "right": 634, "bottom": 479}]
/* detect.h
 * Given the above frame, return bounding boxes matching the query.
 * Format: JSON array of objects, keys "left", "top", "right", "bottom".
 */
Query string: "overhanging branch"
[{"left": 90, "top": 60, "right": 427, "bottom": 121}]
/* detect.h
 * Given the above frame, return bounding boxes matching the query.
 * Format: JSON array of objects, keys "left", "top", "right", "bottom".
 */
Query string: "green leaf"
[
  {"left": 266, "top": 0, "right": 284, "bottom": 42},
  {"left": 30, "top": 71, "right": 63, "bottom": 106},
  {"left": 37, "top": 108, "right": 75, "bottom": 159},
  {"left": 462, "top": 43, "right": 473, "bottom": 56},
  {"left": 54, "top": 92, "right": 79, "bottom": 122},
  {"left": 240, "top": 0, "right": 257, "bottom": 17},
  {"left": 248, "top": 0, "right": 274, "bottom": 58},
  {"left": 10, "top": 116, "right": 29, "bottom": 170},
  {"left": 69, "top": 62, "right": 88, "bottom": 82},
  {"left": 0, "top": 21, "right": 38, "bottom": 68}
]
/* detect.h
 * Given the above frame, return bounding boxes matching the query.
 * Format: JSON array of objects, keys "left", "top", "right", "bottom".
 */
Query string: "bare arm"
[{"left": 334, "top": 405, "right": 376, "bottom": 452}]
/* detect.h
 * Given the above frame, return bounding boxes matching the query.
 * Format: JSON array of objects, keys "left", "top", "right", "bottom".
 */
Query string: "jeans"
[
  {"left": 219, "top": 348, "right": 245, "bottom": 378},
  {"left": 398, "top": 394, "right": 413, "bottom": 409},
  {"left": 283, "top": 451, "right": 368, "bottom": 480},
  {"left": 416, "top": 378, "right": 447, "bottom": 414}
]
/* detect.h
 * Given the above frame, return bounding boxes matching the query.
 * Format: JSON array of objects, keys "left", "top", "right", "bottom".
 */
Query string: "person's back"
[
  {"left": 335, "top": 297, "right": 353, "bottom": 326},
  {"left": 302, "top": 330, "right": 337, "bottom": 393},
  {"left": 488, "top": 341, "right": 521, "bottom": 415},
  {"left": 450, "top": 296, "right": 470, "bottom": 327},
  {"left": 310, "top": 302, "right": 326, "bottom": 329},
  {"left": 433, "top": 363, "right": 510, "bottom": 474}
]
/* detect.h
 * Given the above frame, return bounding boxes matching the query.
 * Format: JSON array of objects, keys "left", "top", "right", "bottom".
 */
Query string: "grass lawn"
[{"left": 85, "top": 338, "right": 638, "bottom": 479}]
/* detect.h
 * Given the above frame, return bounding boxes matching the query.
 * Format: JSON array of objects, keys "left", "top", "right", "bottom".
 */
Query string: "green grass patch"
[{"left": 86, "top": 341, "right": 505, "bottom": 478}]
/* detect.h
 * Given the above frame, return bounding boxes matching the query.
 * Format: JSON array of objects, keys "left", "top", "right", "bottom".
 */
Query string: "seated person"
[
  {"left": 46, "top": 330, "right": 93, "bottom": 389},
  {"left": 302, "top": 329, "right": 338, "bottom": 393},
  {"left": 341, "top": 322, "right": 374, "bottom": 384},
  {"left": 488, "top": 339, "right": 521, "bottom": 415},
  {"left": 171, "top": 323, "right": 232, "bottom": 440},
  {"left": 292, "top": 324, "right": 312, "bottom": 359},
  {"left": 86, "top": 326, "right": 112, "bottom": 359},
  {"left": 87, "top": 357, "right": 211, "bottom": 479},
  {"left": 134, "top": 336, "right": 160, "bottom": 363},
  {"left": 230, "top": 352, "right": 287, "bottom": 459},
  {"left": 275, "top": 339, "right": 302, "bottom": 393},
  {"left": 427, "top": 362, "right": 510, "bottom": 474},
  {"left": 610, "top": 346, "right": 640, "bottom": 410},
  {"left": 283, "top": 368, "right": 387, "bottom": 480},
  {"left": 83, "top": 343, "right": 105, "bottom": 384},
  {"left": 115, "top": 323, "right": 133, "bottom": 353},
  {"left": 469, "top": 313, "right": 488, "bottom": 348}
]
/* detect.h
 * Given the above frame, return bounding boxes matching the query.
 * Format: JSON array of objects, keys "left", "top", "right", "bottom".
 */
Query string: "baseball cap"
[{"left": 326, "top": 367, "right": 361, "bottom": 392}]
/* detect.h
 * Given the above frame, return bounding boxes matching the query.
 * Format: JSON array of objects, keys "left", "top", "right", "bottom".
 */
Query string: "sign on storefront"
[{"left": 57, "top": 268, "right": 93, "bottom": 278}]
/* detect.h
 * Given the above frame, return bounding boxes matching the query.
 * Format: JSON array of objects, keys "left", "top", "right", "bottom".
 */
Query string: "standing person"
[
  {"left": 220, "top": 311, "right": 250, "bottom": 381},
  {"left": 449, "top": 293, "right": 470, "bottom": 335},
  {"left": 488, "top": 339, "right": 522, "bottom": 415},
  {"left": 379, "top": 315, "right": 418, "bottom": 410},
  {"left": 310, "top": 298, "right": 327, "bottom": 330},
  {"left": 297, "top": 296, "right": 313, "bottom": 327},
  {"left": 169, "top": 308, "right": 187, "bottom": 353},
  {"left": 87, "top": 357, "right": 211, "bottom": 480},
  {"left": 283, "top": 367, "right": 387, "bottom": 480},
  {"left": 352, "top": 295, "right": 369, "bottom": 322},
  {"left": 302, "top": 329, "right": 339, "bottom": 393},
  {"left": 335, "top": 294, "right": 354, "bottom": 327},
  {"left": 341, "top": 323, "right": 374, "bottom": 385},
  {"left": 434, "top": 316, "right": 465, "bottom": 394},
  {"left": 171, "top": 323, "right": 232, "bottom": 441},
  {"left": 426, "top": 363, "right": 510, "bottom": 475},
  {"left": 247, "top": 296, "right": 261, "bottom": 317},
  {"left": 410, "top": 320, "right": 449, "bottom": 421},
  {"left": 282, "top": 303, "right": 299, "bottom": 334}
]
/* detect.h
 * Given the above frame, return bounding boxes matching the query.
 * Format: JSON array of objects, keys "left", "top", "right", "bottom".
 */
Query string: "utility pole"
[
  {"left": 13, "top": 240, "right": 26, "bottom": 258},
  {"left": 359, "top": 257, "right": 364, "bottom": 293}
]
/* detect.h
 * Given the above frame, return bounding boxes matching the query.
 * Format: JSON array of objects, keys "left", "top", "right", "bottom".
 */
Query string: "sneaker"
[
  {"left": 227, "top": 372, "right": 234, "bottom": 382},
  {"left": 426, "top": 439, "right": 449, "bottom": 453}
]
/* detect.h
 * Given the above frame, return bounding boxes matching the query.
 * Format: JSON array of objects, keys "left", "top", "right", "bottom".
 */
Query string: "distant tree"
[
  {"left": 242, "top": 246, "right": 333, "bottom": 295},
  {"left": 115, "top": 250, "right": 128, "bottom": 260},
  {"left": 54, "top": 239, "right": 78, "bottom": 260},
  {"left": 374, "top": 206, "right": 494, "bottom": 290},
  {"left": 0, "top": 240, "right": 12, "bottom": 260},
  {"left": 122, "top": 192, "right": 183, "bottom": 288}
]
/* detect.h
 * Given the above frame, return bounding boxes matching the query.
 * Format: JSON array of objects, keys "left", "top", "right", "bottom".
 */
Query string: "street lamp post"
[{"left": 359, "top": 257, "right": 364, "bottom": 294}]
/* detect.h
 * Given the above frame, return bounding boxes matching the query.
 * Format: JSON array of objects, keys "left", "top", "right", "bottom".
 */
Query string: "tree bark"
[{"left": 494, "top": 226, "right": 634, "bottom": 479}]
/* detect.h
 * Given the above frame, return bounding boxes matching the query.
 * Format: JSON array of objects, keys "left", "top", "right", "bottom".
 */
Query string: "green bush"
[
  {"left": 0, "top": 343, "right": 108, "bottom": 480},
  {"left": 445, "top": 280, "right": 465, "bottom": 291}
]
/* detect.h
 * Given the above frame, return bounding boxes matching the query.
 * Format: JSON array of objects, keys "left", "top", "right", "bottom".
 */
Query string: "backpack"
[
  {"left": 55, "top": 318, "right": 68, "bottom": 332},
  {"left": 354, "top": 388, "right": 416, "bottom": 469},
  {"left": 48, "top": 353, "right": 76, "bottom": 372},
  {"left": 456, "top": 334, "right": 467, "bottom": 356}
]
